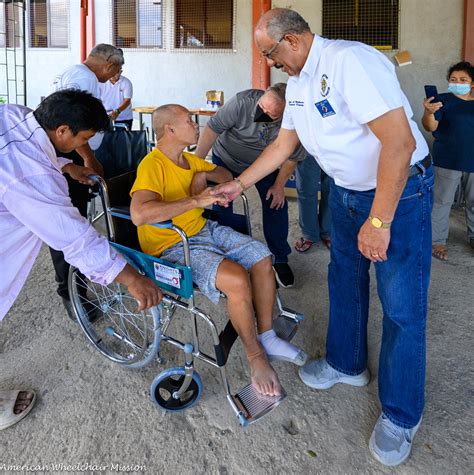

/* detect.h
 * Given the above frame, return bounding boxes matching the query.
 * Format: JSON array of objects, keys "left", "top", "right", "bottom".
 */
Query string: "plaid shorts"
[{"left": 160, "top": 220, "right": 271, "bottom": 303}]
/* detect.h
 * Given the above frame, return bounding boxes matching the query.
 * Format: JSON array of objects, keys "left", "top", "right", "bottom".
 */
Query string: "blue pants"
[
  {"left": 326, "top": 165, "right": 434, "bottom": 428},
  {"left": 296, "top": 155, "right": 332, "bottom": 242},
  {"left": 212, "top": 153, "right": 291, "bottom": 263}
]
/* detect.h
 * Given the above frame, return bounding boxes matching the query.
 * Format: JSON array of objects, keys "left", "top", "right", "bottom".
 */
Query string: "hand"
[
  {"left": 109, "top": 109, "right": 120, "bottom": 120},
  {"left": 195, "top": 187, "right": 229, "bottom": 208},
  {"left": 84, "top": 156, "right": 104, "bottom": 178},
  {"left": 423, "top": 97, "right": 443, "bottom": 114},
  {"left": 266, "top": 184, "right": 286, "bottom": 209},
  {"left": 62, "top": 163, "right": 97, "bottom": 185},
  {"left": 190, "top": 172, "right": 208, "bottom": 196},
  {"left": 211, "top": 180, "right": 242, "bottom": 202},
  {"left": 128, "top": 275, "right": 163, "bottom": 311},
  {"left": 357, "top": 220, "right": 391, "bottom": 262}
]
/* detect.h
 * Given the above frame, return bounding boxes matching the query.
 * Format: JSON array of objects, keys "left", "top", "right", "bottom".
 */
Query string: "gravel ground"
[{"left": 1, "top": 191, "right": 473, "bottom": 475}]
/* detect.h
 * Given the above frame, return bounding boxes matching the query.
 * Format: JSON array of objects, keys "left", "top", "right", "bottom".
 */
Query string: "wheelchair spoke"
[{"left": 71, "top": 267, "right": 160, "bottom": 366}]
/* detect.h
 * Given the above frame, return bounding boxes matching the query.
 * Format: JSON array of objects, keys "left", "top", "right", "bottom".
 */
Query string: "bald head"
[
  {"left": 152, "top": 104, "right": 189, "bottom": 141},
  {"left": 256, "top": 8, "right": 311, "bottom": 40}
]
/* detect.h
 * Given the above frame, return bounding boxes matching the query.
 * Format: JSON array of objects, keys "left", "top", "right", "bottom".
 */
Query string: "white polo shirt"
[
  {"left": 99, "top": 75, "right": 133, "bottom": 120},
  {"left": 281, "top": 35, "right": 429, "bottom": 191},
  {"left": 53, "top": 64, "right": 104, "bottom": 150}
]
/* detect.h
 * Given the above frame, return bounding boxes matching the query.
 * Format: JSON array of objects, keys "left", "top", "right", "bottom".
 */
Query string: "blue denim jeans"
[
  {"left": 212, "top": 153, "right": 291, "bottom": 263},
  {"left": 296, "top": 155, "right": 332, "bottom": 242},
  {"left": 326, "top": 164, "right": 434, "bottom": 428}
]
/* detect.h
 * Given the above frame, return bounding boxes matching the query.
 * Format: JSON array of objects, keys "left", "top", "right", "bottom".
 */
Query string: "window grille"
[
  {"left": 112, "top": 0, "right": 164, "bottom": 49},
  {"left": 0, "top": 1, "right": 23, "bottom": 48},
  {"left": 322, "top": 0, "right": 399, "bottom": 50},
  {"left": 28, "top": 0, "right": 69, "bottom": 48},
  {"left": 0, "top": 1, "right": 26, "bottom": 104},
  {"left": 173, "top": 0, "right": 234, "bottom": 50}
]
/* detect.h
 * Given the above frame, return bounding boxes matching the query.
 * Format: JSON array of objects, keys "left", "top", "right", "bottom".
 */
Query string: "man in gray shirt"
[{"left": 195, "top": 83, "right": 305, "bottom": 287}]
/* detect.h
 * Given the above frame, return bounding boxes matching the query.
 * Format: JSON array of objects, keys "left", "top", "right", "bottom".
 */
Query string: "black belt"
[{"left": 408, "top": 155, "right": 432, "bottom": 177}]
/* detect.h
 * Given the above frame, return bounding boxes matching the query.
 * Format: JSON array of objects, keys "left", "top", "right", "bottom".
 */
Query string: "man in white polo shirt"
[
  {"left": 51, "top": 43, "right": 124, "bottom": 320},
  {"left": 100, "top": 70, "right": 134, "bottom": 130},
  {"left": 213, "top": 8, "right": 433, "bottom": 467}
]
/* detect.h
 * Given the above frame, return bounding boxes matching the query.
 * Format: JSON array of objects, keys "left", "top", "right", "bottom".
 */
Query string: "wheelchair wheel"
[
  {"left": 69, "top": 266, "right": 161, "bottom": 368},
  {"left": 151, "top": 368, "right": 202, "bottom": 412}
]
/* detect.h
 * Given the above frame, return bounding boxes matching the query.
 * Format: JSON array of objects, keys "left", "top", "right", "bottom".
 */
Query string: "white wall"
[
  {"left": 21, "top": 0, "right": 465, "bottom": 142},
  {"left": 272, "top": 0, "right": 464, "bottom": 143},
  {"left": 25, "top": 0, "right": 81, "bottom": 107},
  {"left": 25, "top": 0, "right": 253, "bottom": 111}
]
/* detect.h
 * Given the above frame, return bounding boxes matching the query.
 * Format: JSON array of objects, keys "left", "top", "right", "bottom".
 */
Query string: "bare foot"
[
  {"left": 432, "top": 244, "right": 448, "bottom": 261},
  {"left": 249, "top": 354, "right": 282, "bottom": 397},
  {"left": 14, "top": 391, "right": 34, "bottom": 415}
]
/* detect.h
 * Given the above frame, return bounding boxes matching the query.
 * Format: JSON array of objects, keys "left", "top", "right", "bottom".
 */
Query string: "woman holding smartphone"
[{"left": 422, "top": 61, "right": 474, "bottom": 260}]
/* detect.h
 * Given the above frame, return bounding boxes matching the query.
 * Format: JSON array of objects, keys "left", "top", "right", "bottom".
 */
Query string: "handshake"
[{"left": 191, "top": 173, "right": 247, "bottom": 208}]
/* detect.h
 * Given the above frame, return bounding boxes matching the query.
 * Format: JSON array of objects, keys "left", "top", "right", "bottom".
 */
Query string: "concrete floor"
[{"left": 1, "top": 192, "right": 473, "bottom": 475}]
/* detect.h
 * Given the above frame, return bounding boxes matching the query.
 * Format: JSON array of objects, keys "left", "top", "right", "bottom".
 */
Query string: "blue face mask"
[{"left": 448, "top": 83, "right": 472, "bottom": 96}]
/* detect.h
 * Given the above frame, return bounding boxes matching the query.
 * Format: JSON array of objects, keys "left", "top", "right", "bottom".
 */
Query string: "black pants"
[
  {"left": 115, "top": 119, "right": 133, "bottom": 130},
  {"left": 49, "top": 150, "right": 91, "bottom": 300}
]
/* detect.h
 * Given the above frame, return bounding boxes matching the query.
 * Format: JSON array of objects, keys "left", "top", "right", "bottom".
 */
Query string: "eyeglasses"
[{"left": 262, "top": 35, "right": 286, "bottom": 60}]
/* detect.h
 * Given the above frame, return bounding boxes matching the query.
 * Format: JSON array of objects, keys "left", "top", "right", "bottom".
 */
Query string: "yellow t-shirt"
[{"left": 130, "top": 148, "right": 217, "bottom": 256}]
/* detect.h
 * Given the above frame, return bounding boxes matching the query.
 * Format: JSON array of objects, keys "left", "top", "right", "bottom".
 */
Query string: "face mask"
[
  {"left": 448, "top": 83, "right": 471, "bottom": 96},
  {"left": 254, "top": 104, "right": 275, "bottom": 123}
]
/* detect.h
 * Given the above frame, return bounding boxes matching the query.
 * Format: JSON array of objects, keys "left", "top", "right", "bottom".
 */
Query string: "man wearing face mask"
[{"left": 195, "top": 83, "right": 306, "bottom": 287}]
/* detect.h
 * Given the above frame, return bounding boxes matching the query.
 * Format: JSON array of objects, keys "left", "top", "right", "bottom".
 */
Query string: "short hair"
[
  {"left": 266, "top": 82, "right": 287, "bottom": 102},
  {"left": 152, "top": 104, "right": 188, "bottom": 140},
  {"left": 265, "top": 8, "right": 311, "bottom": 40},
  {"left": 447, "top": 61, "right": 474, "bottom": 82},
  {"left": 89, "top": 43, "right": 124, "bottom": 67},
  {"left": 33, "top": 89, "right": 109, "bottom": 134}
]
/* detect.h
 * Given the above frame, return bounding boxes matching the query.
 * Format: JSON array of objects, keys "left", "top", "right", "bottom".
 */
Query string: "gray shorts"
[{"left": 160, "top": 220, "right": 271, "bottom": 303}]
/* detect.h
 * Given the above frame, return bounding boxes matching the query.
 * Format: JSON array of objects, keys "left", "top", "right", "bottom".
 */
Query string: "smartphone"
[{"left": 424, "top": 85, "right": 439, "bottom": 103}]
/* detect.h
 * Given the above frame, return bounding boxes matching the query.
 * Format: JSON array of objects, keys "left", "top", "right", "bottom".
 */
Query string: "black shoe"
[
  {"left": 61, "top": 297, "right": 99, "bottom": 323},
  {"left": 273, "top": 263, "right": 294, "bottom": 288}
]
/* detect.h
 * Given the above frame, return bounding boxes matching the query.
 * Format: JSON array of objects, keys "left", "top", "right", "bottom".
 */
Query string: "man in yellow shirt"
[{"left": 130, "top": 104, "right": 307, "bottom": 397}]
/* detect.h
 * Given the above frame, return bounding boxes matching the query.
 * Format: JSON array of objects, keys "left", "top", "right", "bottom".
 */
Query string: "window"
[
  {"left": 29, "top": 0, "right": 68, "bottom": 48},
  {"left": 113, "top": 0, "right": 163, "bottom": 49},
  {"left": 322, "top": 0, "right": 399, "bottom": 50},
  {"left": 0, "top": 1, "right": 23, "bottom": 48},
  {"left": 175, "top": 0, "right": 233, "bottom": 49}
]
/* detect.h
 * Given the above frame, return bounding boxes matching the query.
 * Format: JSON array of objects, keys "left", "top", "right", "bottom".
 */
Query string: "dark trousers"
[
  {"left": 115, "top": 119, "right": 133, "bottom": 130},
  {"left": 49, "top": 150, "right": 90, "bottom": 299},
  {"left": 212, "top": 153, "right": 291, "bottom": 263}
]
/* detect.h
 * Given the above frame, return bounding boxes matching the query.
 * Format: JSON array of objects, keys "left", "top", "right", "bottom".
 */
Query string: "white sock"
[{"left": 258, "top": 328, "right": 302, "bottom": 360}]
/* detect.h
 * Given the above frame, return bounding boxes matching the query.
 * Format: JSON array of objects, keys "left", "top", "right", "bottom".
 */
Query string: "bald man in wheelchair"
[{"left": 130, "top": 104, "right": 307, "bottom": 397}]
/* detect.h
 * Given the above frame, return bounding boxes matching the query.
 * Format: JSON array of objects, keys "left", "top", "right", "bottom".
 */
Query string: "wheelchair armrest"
[
  {"left": 110, "top": 206, "right": 133, "bottom": 221},
  {"left": 110, "top": 207, "right": 175, "bottom": 231},
  {"left": 151, "top": 220, "right": 173, "bottom": 229}
]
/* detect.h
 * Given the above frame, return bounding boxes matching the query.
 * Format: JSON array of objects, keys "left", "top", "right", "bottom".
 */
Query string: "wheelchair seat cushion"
[{"left": 160, "top": 220, "right": 271, "bottom": 304}]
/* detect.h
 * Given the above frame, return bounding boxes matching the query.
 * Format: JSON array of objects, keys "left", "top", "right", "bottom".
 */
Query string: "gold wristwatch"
[{"left": 368, "top": 215, "right": 392, "bottom": 229}]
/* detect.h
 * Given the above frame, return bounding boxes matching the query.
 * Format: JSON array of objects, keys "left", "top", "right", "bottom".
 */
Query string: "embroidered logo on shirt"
[
  {"left": 320, "top": 74, "right": 330, "bottom": 97},
  {"left": 315, "top": 99, "right": 336, "bottom": 118}
]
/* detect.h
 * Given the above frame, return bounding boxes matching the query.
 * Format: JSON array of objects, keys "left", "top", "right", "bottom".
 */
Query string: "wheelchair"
[{"left": 68, "top": 172, "right": 304, "bottom": 426}]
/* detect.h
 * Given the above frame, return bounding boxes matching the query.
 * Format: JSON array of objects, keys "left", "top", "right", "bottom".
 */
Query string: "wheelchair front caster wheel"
[{"left": 151, "top": 367, "right": 202, "bottom": 412}]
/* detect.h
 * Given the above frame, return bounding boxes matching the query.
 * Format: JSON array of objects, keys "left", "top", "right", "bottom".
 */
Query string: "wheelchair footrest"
[
  {"left": 272, "top": 313, "right": 302, "bottom": 342},
  {"left": 233, "top": 384, "right": 287, "bottom": 426}
]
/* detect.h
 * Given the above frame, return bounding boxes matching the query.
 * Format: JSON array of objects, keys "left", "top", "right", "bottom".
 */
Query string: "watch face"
[{"left": 371, "top": 217, "right": 383, "bottom": 228}]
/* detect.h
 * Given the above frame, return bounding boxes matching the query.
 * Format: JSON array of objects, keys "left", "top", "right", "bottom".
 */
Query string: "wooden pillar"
[
  {"left": 252, "top": 0, "right": 271, "bottom": 90},
  {"left": 86, "top": 0, "right": 96, "bottom": 55},
  {"left": 463, "top": 0, "right": 474, "bottom": 63},
  {"left": 80, "top": 0, "right": 87, "bottom": 62}
]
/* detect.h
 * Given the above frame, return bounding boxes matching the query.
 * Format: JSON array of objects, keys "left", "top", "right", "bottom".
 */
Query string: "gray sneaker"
[
  {"left": 369, "top": 413, "right": 422, "bottom": 466},
  {"left": 298, "top": 358, "right": 370, "bottom": 389}
]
